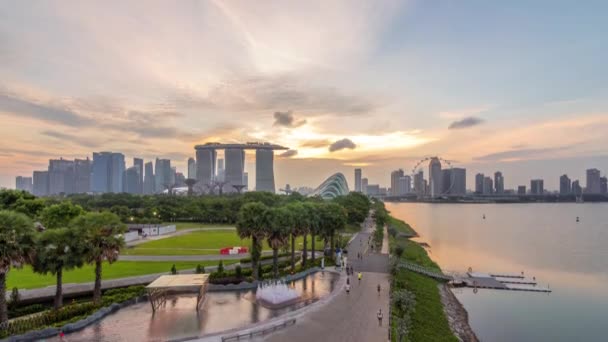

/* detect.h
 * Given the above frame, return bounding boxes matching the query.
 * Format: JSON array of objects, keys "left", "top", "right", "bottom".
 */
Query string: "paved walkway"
[{"left": 261, "top": 213, "right": 390, "bottom": 342}]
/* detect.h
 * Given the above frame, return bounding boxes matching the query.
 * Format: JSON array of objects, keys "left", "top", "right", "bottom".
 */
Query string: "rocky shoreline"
[{"left": 438, "top": 284, "right": 479, "bottom": 342}]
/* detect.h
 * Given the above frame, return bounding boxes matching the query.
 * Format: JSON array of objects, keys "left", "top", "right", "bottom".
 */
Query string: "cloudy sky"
[{"left": 1, "top": 1, "right": 608, "bottom": 190}]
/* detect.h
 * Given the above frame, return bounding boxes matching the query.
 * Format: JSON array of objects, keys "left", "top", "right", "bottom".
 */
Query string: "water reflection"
[{"left": 52, "top": 272, "right": 338, "bottom": 342}]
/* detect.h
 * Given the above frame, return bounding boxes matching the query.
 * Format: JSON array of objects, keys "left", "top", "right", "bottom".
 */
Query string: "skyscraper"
[
  {"left": 74, "top": 158, "right": 91, "bottom": 193},
  {"left": 224, "top": 149, "right": 245, "bottom": 192},
  {"left": 48, "top": 158, "right": 75, "bottom": 195},
  {"left": 390, "top": 169, "right": 405, "bottom": 196},
  {"left": 586, "top": 168, "right": 601, "bottom": 193},
  {"left": 354, "top": 168, "right": 362, "bottom": 192},
  {"left": 196, "top": 148, "right": 216, "bottom": 186},
  {"left": 110, "top": 153, "right": 125, "bottom": 193},
  {"left": 494, "top": 171, "right": 504, "bottom": 194},
  {"left": 414, "top": 171, "right": 424, "bottom": 196},
  {"left": 91, "top": 152, "right": 124, "bottom": 193},
  {"left": 444, "top": 168, "right": 466, "bottom": 195},
  {"left": 572, "top": 180, "right": 582, "bottom": 196},
  {"left": 134, "top": 158, "right": 144, "bottom": 194},
  {"left": 187, "top": 158, "right": 196, "bottom": 180},
  {"left": 256, "top": 149, "right": 276, "bottom": 193},
  {"left": 33, "top": 171, "right": 49, "bottom": 196},
  {"left": 362, "top": 177, "right": 369, "bottom": 195},
  {"left": 600, "top": 177, "right": 607, "bottom": 194},
  {"left": 124, "top": 166, "right": 140, "bottom": 194},
  {"left": 475, "top": 173, "right": 485, "bottom": 194},
  {"left": 531, "top": 179, "right": 544, "bottom": 195},
  {"left": 15, "top": 176, "right": 33, "bottom": 193},
  {"left": 397, "top": 176, "right": 411, "bottom": 195},
  {"left": 483, "top": 177, "right": 493, "bottom": 195},
  {"left": 560, "top": 174, "right": 572, "bottom": 195},
  {"left": 216, "top": 158, "right": 225, "bottom": 182},
  {"left": 428, "top": 157, "right": 442, "bottom": 198},
  {"left": 517, "top": 185, "right": 526, "bottom": 195},
  {"left": 243, "top": 172, "right": 249, "bottom": 191},
  {"left": 144, "top": 162, "right": 155, "bottom": 194},
  {"left": 155, "top": 158, "right": 172, "bottom": 192}
]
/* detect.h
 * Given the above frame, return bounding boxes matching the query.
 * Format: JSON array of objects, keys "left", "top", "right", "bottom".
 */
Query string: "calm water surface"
[{"left": 386, "top": 203, "right": 608, "bottom": 342}]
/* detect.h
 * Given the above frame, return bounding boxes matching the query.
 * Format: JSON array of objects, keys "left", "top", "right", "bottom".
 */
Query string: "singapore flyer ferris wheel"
[{"left": 410, "top": 156, "right": 455, "bottom": 197}]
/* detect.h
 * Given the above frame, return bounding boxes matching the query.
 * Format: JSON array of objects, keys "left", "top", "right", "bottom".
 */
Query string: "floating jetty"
[{"left": 460, "top": 272, "right": 551, "bottom": 293}]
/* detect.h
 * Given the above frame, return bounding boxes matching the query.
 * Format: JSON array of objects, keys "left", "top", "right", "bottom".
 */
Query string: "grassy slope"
[
  {"left": 8, "top": 260, "right": 235, "bottom": 289},
  {"left": 389, "top": 216, "right": 456, "bottom": 342}
]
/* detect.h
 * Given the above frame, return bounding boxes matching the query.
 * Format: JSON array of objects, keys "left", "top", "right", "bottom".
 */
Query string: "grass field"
[
  {"left": 163, "top": 222, "right": 236, "bottom": 231},
  {"left": 7, "top": 260, "right": 234, "bottom": 290},
  {"left": 123, "top": 229, "right": 330, "bottom": 256}
]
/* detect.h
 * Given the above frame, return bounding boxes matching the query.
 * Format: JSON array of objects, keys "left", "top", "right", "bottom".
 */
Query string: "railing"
[{"left": 221, "top": 319, "right": 296, "bottom": 341}]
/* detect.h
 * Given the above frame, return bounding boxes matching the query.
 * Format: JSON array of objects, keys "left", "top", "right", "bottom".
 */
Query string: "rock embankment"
[{"left": 438, "top": 284, "right": 479, "bottom": 342}]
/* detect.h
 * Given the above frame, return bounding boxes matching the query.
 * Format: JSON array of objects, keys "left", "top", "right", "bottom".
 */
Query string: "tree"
[
  {"left": 287, "top": 203, "right": 309, "bottom": 271},
  {"left": 0, "top": 211, "right": 36, "bottom": 323},
  {"left": 40, "top": 201, "right": 84, "bottom": 229},
  {"left": 333, "top": 192, "right": 370, "bottom": 225},
  {"left": 11, "top": 197, "right": 47, "bottom": 218},
  {"left": 236, "top": 202, "right": 269, "bottom": 280},
  {"left": 0, "top": 189, "right": 34, "bottom": 210},
  {"left": 318, "top": 203, "right": 347, "bottom": 258},
  {"left": 71, "top": 212, "right": 126, "bottom": 304},
  {"left": 266, "top": 207, "right": 293, "bottom": 278},
  {"left": 32, "top": 227, "right": 85, "bottom": 309},
  {"left": 303, "top": 202, "right": 320, "bottom": 265}
]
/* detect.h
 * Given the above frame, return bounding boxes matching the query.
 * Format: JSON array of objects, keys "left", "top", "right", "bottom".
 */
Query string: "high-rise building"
[
  {"left": 428, "top": 157, "right": 442, "bottom": 198},
  {"left": 48, "top": 158, "right": 75, "bottom": 195},
  {"left": 586, "top": 168, "right": 601, "bottom": 193},
  {"left": 483, "top": 177, "right": 493, "bottom": 195},
  {"left": 134, "top": 158, "right": 144, "bottom": 194},
  {"left": 560, "top": 174, "right": 572, "bottom": 195},
  {"left": 517, "top": 185, "right": 526, "bottom": 195},
  {"left": 144, "top": 162, "right": 155, "bottom": 194},
  {"left": 390, "top": 169, "right": 405, "bottom": 196},
  {"left": 216, "top": 158, "right": 225, "bottom": 182},
  {"left": 175, "top": 172, "right": 186, "bottom": 187},
  {"left": 531, "top": 179, "right": 544, "bottom": 195},
  {"left": 155, "top": 158, "right": 172, "bottom": 192},
  {"left": 15, "top": 176, "right": 33, "bottom": 193},
  {"left": 33, "top": 171, "right": 49, "bottom": 197},
  {"left": 196, "top": 148, "right": 216, "bottom": 186},
  {"left": 396, "top": 176, "right": 411, "bottom": 195},
  {"left": 600, "top": 177, "right": 607, "bottom": 194},
  {"left": 494, "top": 171, "right": 504, "bottom": 194},
  {"left": 414, "top": 171, "right": 424, "bottom": 196},
  {"left": 475, "top": 173, "right": 485, "bottom": 194},
  {"left": 124, "top": 166, "right": 140, "bottom": 194},
  {"left": 354, "top": 169, "right": 362, "bottom": 192},
  {"left": 365, "top": 184, "right": 380, "bottom": 196},
  {"left": 243, "top": 172, "right": 249, "bottom": 191},
  {"left": 224, "top": 149, "right": 245, "bottom": 192},
  {"left": 170, "top": 166, "right": 177, "bottom": 185},
  {"left": 442, "top": 168, "right": 466, "bottom": 195},
  {"left": 362, "top": 178, "right": 369, "bottom": 195},
  {"left": 91, "top": 152, "right": 125, "bottom": 193},
  {"left": 256, "top": 149, "right": 276, "bottom": 193},
  {"left": 572, "top": 180, "right": 582, "bottom": 196},
  {"left": 74, "top": 158, "right": 91, "bottom": 193},
  {"left": 187, "top": 158, "right": 196, "bottom": 180}
]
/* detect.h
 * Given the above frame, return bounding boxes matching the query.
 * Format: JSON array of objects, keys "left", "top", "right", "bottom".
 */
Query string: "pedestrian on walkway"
[
  {"left": 377, "top": 309, "right": 383, "bottom": 326},
  {"left": 358, "top": 272, "right": 362, "bottom": 284},
  {"left": 377, "top": 284, "right": 381, "bottom": 295},
  {"left": 345, "top": 283, "right": 350, "bottom": 294}
]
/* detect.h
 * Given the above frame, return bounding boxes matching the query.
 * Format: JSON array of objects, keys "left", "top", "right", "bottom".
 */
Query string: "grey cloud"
[
  {"left": 448, "top": 116, "right": 484, "bottom": 130},
  {"left": 42, "top": 130, "right": 102, "bottom": 148},
  {"left": 301, "top": 139, "right": 331, "bottom": 148},
  {"left": 329, "top": 138, "right": 357, "bottom": 152},
  {"left": 0, "top": 92, "right": 94, "bottom": 127},
  {"left": 279, "top": 149, "right": 298, "bottom": 158},
  {"left": 474, "top": 147, "right": 570, "bottom": 162},
  {"left": 273, "top": 111, "right": 306, "bottom": 128}
]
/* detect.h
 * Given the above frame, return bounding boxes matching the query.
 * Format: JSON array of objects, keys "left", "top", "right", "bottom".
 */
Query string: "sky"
[{"left": 1, "top": 0, "right": 608, "bottom": 191}]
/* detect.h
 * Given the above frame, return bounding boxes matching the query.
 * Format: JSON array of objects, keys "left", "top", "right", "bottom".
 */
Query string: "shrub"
[
  {"left": 195, "top": 264, "right": 205, "bottom": 274},
  {"left": 235, "top": 265, "right": 242, "bottom": 278},
  {"left": 217, "top": 260, "right": 224, "bottom": 273},
  {"left": 394, "top": 245, "right": 404, "bottom": 258},
  {"left": 171, "top": 264, "right": 177, "bottom": 275}
]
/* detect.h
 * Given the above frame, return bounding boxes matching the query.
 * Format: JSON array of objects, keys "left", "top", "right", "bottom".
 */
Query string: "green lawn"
[
  {"left": 163, "top": 222, "right": 236, "bottom": 231},
  {"left": 7, "top": 260, "right": 234, "bottom": 290},
  {"left": 388, "top": 216, "right": 417, "bottom": 236},
  {"left": 123, "top": 229, "right": 327, "bottom": 256}
]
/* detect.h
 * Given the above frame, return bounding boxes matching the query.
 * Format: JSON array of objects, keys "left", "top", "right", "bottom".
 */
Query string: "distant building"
[
  {"left": 475, "top": 173, "right": 484, "bottom": 194},
  {"left": 134, "top": 158, "right": 144, "bottom": 194},
  {"left": 124, "top": 166, "right": 140, "bottom": 194},
  {"left": 601, "top": 177, "right": 608, "bottom": 194},
  {"left": 483, "top": 177, "right": 493, "bottom": 195},
  {"left": 442, "top": 168, "right": 466, "bottom": 195},
  {"left": 362, "top": 178, "right": 369, "bottom": 195},
  {"left": 494, "top": 171, "right": 504, "bottom": 194},
  {"left": 15, "top": 176, "right": 33, "bottom": 193},
  {"left": 390, "top": 169, "right": 405, "bottom": 196},
  {"left": 91, "top": 152, "right": 125, "bottom": 193},
  {"left": 48, "top": 158, "right": 75, "bottom": 195},
  {"left": 517, "top": 185, "right": 526, "bottom": 195},
  {"left": 586, "top": 168, "right": 601, "bottom": 194},
  {"left": 255, "top": 149, "right": 275, "bottom": 193},
  {"left": 74, "top": 158, "right": 91, "bottom": 194},
  {"left": 397, "top": 175, "right": 411, "bottom": 195},
  {"left": 572, "top": 180, "right": 583, "bottom": 196},
  {"left": 155, "top": 158, "right": 172, "bottom": 193},
  {"left": 309, "top": 173, "right": 350, "bottom": 199},
  {"left": 531, "top": 179, "right": 544, "bottom": 195},
  {"left": 560, "top": 174, "right": 572, "bottom": 195},
  {"left": 354, "top": 168, "right": 362, "bottom": 192},
  {"left": 33, "top": 171, "right": 49, "bottom": 197},
  {"left": 414, "top": 171, "right": 424, "bottom": 197},
  {"left": 225, "top": 150, "right": 245, "bottom": 192},
  {"left": 366, "top": 184, "right": 380, "bottom": 196},
  {"left": 175, "top": 172, "right": 186, "bottom": 187},
  {"left": 187, "top": 158, "right": 196, "bottom": 180},
  {"left": 170, "top": 166, "right": 177, "bottom": 185},
  {"left": 243, "top": 172, "right": 249, "bottom": 191},
  {"left": 144, "top": 162, "right": 155, "bottom": 194},
  {"left": 429, "top": 157, "right": 442, "bottom": 198},
  {"left": 196, "top": 149, "right": 217, "bottom": 185}
]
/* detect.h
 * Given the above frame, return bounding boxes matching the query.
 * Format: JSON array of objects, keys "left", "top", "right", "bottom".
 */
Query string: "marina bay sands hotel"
[{"left": 194, "top": 142, "right": 288, "bottom": 193}]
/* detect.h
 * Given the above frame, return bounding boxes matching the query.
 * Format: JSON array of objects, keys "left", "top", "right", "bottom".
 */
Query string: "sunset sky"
[{"left": 1, "top": 1, "right": 607, "bottom": 190}]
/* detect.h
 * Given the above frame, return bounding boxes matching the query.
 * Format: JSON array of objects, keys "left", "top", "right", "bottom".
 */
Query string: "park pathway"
[{"left": 262, "top": 213, "right": 390, "bottom": 342}]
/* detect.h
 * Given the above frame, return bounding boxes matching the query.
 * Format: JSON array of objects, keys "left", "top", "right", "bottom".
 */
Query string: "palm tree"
[
  {"left": 236, "top": 202, "right": 269, "bottom": 280},
  {"left": 32, "top": 227, "right": 85, "bottom": 310},
  {"left": 0, "top": 211, "right": 36, "bottom": 323},
  {"left": 319, "top": 203, "right": 347, "bottom": 259},
  {"left": 266, "top": 207, "right": 293, "bottom": 278},
  {"left": 287, "top": 203, "right": 308, "bottom": 271},
  {"left": 304, "top": 202, "right": 320, "bottom": 265},
  {"left": 71, "top": 212, "right": 125, "bottom": 304}
]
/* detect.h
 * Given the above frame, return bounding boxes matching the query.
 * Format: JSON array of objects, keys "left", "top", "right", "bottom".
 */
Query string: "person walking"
[
  {"left": 377, "top": 283, "right": 381, "bottom": 295},
  {"left": 377, "top": 309, "right": 383, "bottom": 326},
  {"left": 345, "top": 283, "right": 351, "bottom": 294},
  {"left": 358, "top": 272, "right": 362, "bottom": 284}
]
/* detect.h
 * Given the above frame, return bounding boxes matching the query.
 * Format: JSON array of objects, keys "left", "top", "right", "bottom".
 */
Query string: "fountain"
[{"left": 256, "top": 280, "right": 300, "bottom": 308}]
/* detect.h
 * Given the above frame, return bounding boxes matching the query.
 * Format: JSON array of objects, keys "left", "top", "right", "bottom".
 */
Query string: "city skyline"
[{"left": 2, "top": 2, "right": 608, "bottom": 189}]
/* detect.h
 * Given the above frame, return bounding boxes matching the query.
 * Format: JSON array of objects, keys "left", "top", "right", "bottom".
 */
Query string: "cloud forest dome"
[{"left": 309, "top": 173, "right": 350, "bottom": 199}]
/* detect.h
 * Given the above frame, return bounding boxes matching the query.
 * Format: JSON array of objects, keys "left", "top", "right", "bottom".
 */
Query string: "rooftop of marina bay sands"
[{"left": 194, "top": 142, "right": 289, "bottom": 150}]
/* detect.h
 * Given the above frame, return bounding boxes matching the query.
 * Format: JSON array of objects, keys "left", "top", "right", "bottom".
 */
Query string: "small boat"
[{"left": 576, "top": 216, "right": 580, "bottom": 222}]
